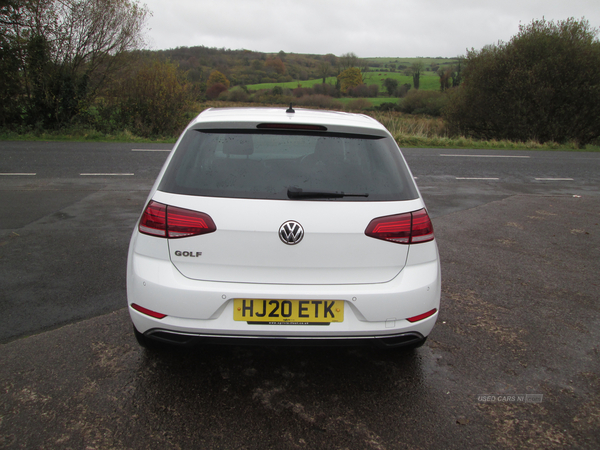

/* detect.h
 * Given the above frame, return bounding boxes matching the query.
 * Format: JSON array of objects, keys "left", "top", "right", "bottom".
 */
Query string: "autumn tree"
[
  {"left": 207, "top": 70, "right": 230, "bottom": 88},
  {"left": 444, "top": 18, "right": 600, "bottom": 146},
  {"left": 206, "top": 83, "right": 228, "bottom": 100},
  {"left": 265, "top": 57, "right": 286, "bottom": 74},
  {"left": 337, "top": 67, "right": 363, "bottom": 94}
]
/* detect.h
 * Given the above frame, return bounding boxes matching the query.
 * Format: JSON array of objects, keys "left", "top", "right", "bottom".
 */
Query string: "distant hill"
[{"left": 148, "top": 46, "right": 460, "bottom": 89}]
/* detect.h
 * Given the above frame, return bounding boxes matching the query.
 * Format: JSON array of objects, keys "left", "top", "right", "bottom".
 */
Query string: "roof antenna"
[{"left": 286, "top": 103, "right": 295, "bottom": 113}]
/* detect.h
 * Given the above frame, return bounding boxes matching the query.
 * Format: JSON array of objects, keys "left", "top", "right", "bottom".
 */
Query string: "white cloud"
[{"left": 140, "top": 0, "right": 600, "bottom": 57}]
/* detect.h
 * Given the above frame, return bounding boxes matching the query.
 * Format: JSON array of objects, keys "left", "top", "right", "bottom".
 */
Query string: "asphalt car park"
[{"left": 1, "top": 141, "right": 599, "bottom": 448}]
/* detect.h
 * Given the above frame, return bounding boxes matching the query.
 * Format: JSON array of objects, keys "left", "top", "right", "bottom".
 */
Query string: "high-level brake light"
[
  {"left": 365, "top": 208, "right": 434, "bottom": 244},
  {"left": 257, "top": 123, "right": 327, "bottom": 131},
  {"left": 139, "top": 201, "right": 216, "bottom": 239}
]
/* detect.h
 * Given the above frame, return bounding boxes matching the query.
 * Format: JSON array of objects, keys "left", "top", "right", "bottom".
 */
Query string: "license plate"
[{"left": 233, "top": 299, "right": 344, "bottom": 324}]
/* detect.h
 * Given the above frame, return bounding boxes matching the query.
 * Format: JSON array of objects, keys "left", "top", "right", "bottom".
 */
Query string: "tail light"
[
  {"left": 365, "top": 208, "right": 434, "bottom": 244},
  {"left": 139, "top": 201, "right": 216, "bottom": 239}
]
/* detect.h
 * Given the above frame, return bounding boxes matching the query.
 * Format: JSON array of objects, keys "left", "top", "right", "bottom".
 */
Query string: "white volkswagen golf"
[{"left": 127, "top": 107, "right": 441, "bottom": 349}]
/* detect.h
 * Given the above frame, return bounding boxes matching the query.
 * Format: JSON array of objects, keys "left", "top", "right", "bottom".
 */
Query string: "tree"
[
  {"left": 337, "top": 67, "right": 363, "bottom": 94},
  {"left": 408, "top": 61, "right": 423, "bottom": 89},
  {"left": 206, "top": 82, "right": 228, "bottom": 100},
  {"left": 444, "top": 18, "right": 600, "bottom": 146},
  {"left": 0, "top": 0, "right": 149, "bottom": 127},
  {"left": 265, "top": 57, "right": 286, "bottom": 74},
  {"left": 318, "top": 61, "right": 331, "bottom": 83},
  {"left": 0, "top": 33, "right": 22, "bottom": 126},
  {"left": 112, "top": 59, "right": 191, "bottom": 136},
  {"left": 451, "top": 57, "right": 463, "bottom": 87},
  {"left": 339, "top": 52, "right": 359, "bottom": 70},
  {"left": 383, "top": 78, "right": 398, "bottom": 96},
  {"left": 438, "top": 67, "right": 452, "bottom": 91},
  {"left": 323, "top": 53, "right": 338, "bottom": 66},
  {"left": 207, "top": 70, "right": 230, "bottom": 88}
]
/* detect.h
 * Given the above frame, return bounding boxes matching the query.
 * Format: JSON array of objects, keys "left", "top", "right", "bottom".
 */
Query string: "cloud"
[{"left": 141, "top": 0, "right": 600, "bottom": 57}]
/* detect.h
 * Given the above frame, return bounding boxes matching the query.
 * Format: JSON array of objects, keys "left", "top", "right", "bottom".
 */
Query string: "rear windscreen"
[{"left": 158, "top": 129, "right": 419, "bottom": 201}]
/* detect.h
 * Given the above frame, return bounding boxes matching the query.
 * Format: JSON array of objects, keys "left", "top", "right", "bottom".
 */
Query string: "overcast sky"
[{"left": 140, "top": 0, "right": 600, "bottom": 58}]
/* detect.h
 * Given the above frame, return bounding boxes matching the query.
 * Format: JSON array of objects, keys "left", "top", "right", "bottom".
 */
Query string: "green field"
[
  {"left": 364, "top": 57, "right": 459, "bottom": 70},
  {"left": 247, "top": 73, "right": 441, "bottom": 92},
  {"left": 362, "top": 72, "right": 441, "bottom": 91},
  {"left": 246, "top": 56, "right": 460, "bottom": 93}
]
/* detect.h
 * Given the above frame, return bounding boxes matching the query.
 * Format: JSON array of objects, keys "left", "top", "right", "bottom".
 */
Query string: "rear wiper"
[{"left": 287, "top": 186, "right": 369, "bottom": 199}]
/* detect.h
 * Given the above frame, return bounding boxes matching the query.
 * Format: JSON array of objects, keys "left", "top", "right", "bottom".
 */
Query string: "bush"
[
  {"left": 292, "top": 87, "right": 312, "bottom": 98},
  {"left": 312, "top": 83, "right": 338, "bottom": 97},
  {"left": 226, "top": 87, "right": 250, "bottom": 102},
  {"left": 294, "top": 95, "right": 342, "bottom": 109},
  {"left": 346, "top": 83, "right": 378, "bottom": 98},
  {"left": 345, "top": 98, "right": 372, "bottom": 111},
  {"left": 368, "top": 84, "right": 379, "bottom": 97},
  {"left": 443, "top": 18, "right": 600, "bottom": 145},
  {"left": 347, "top": 83, "right": 369, "bottom": 98},
  {"left": 396, "top": 83, "right": 411, "bottom": 98},
  {"left": 383, "top": 78, "right": 398, "bottom": 96},
  {"left": 376, "top": 102, "right": 401, "bottom": 112},
  {"left": 255, "top": 93, "right": 293, "bottom": 105},
  {"left": 206, "top": 83, "right": 228, "bottom": 100},
  {"left": 399, "top": 90, "right": 447, "bottom": 116}
]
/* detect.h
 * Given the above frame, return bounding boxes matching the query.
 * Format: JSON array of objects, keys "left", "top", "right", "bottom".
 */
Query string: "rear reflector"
[
  {"left": 364, "top": 208, "right": 434, "bottom": 244},
  {"left": 131, "top": 303, "right": 167, "bottom": 319},
  {"left": 139, "top": 201, "right": 216, "bottom": 239},
  {"left": 407, "top": 308, "right": 437, "bottom": 323}
]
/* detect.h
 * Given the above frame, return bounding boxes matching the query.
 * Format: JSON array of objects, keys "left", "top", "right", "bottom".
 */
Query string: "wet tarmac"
[{"left": 1, "top": 194, "right": 599, "bottom": 449}]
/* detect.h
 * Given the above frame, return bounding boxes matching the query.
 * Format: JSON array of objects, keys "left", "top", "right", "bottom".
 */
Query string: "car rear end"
[{"left": 127, "top": 107, "right": 440, "bottom": 348}]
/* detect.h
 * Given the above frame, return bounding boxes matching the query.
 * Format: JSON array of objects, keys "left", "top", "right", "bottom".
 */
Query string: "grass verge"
[
  {"left": 0, "top": 127, "right": 177, "bottom": 144},
  {"left": 2, "top": 105, "right": 598, "bottom": 151}
]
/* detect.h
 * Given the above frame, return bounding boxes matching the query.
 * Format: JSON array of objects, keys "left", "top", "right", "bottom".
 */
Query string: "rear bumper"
[
  {"left": 139, "top": 327, "right": 427, "bottom": 349},
  {"left": 127, "top": 237, "right": 441, "bottom": 343}
]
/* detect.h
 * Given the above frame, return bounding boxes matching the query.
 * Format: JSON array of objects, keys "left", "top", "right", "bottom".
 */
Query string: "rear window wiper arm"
[{"left": 287, "top": 186, "right": 369, "bottom": 199}]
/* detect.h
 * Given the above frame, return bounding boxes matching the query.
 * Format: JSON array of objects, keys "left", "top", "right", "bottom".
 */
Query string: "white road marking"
[
  {"left": 535, "top": 178, "right": 574, "bottom": 181},
  {"left": 131, "top": 149, "right": 171, "bottom": 152},
  {"left": 441, "top": 154, "right": 530, "bottom": 158},
  {"left": 456, "top": 177, "right": 500, "bottom": 180},
  {"left": 80, "top": 173, "right": 135, "bottom": 176},
  {"left": 0, "top": 173, "right": 36, "bottom": 176}
]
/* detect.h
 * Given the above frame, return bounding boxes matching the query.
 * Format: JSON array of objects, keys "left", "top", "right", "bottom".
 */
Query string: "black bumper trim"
[{"left": 143, "top": 329, "right": 426, "bottom": 349}]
